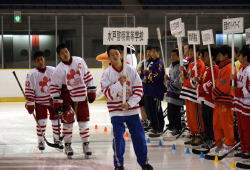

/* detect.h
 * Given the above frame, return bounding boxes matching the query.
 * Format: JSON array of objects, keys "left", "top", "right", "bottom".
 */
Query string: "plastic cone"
[
  {"left": 230, "top": 160, "right": 236, "bottom": 169},
  {"left": 185, "top": 148, "right": 190, "bottom": 154},
  {"left": 104, "top": 126, "right": 108, "bottom": 133},
  {"left": 199, "top": 152, "right": 204, "bottom": 159},
  {"left": 214, "top": 156, "right": 219, "bottom": 163},
  {"left": 171, "top": 144, "right": 176, "bottom": 151},
  {"left": 158, "top": 140, "right": 163, "bottom": 147},
  {"left": 146, "top": 138, "right": 151, "bottom": 144}
]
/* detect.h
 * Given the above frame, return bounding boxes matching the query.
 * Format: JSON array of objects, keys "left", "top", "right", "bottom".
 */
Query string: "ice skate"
[
  {"left": 141, "top": 163, "right": 153, "bottom": 170},
  {"left": 83, "top": 142, "right": 92, "bottom": 159},
  {"left": 64, "top": 143, "right": 74, "bottom": 159},
  {"left": 38, "top": 141, "right": 45, "bottom": 152},
  {"left": 54, "top": 138, "right": 64, "bottom": 151}
]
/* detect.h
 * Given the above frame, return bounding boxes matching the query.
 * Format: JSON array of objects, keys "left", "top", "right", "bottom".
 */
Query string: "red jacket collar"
[
  {"left": 62, "top": 56, "right": 73, "bottom": 65},
  {"left": 112, "top": 65, "right": 123, "bottom": 73},
  {"left": 36, "top": 67, "right": 46, "bottom": 73}
]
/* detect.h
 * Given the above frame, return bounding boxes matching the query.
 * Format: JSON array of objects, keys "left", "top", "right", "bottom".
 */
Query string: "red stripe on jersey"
[
  {"left": 85, "top": 78, "right": 93, "bottom": 84},
  {"left": 50, "top": 84, "right": 59, "bottom": 88},
  {"left": 50, "top": 91, "right": 60, "bottom": 94},
  {"left": 70, "top": 90, "right": 86, "bottom": 95},
  {"left": 25, "top": 92, "right": 34, "bottom": 95},
  {"left": 103, "top": 88, "right": 109, "bottom": 97},
  {"left": 35, "top": 98, "right": 50, "bottom": 102},
  {"left": 107, "top": 101, "right": 123, "bottom": 104},
  {"left": 70, "top": 86, "right": 86, "bottom": 92},
  {"left": 133, "top": 89, "right": 143, "bottom": 93},
  {"left": 70, "top": 94, "right": 86, "bottom": 98},
  {"left": 133, "top": 86, "right": 143, "bottom": 89},
  {"left": 63, "top": 132, "right": 72, "bottom": 134},
  {"left": 80, "top": 132, "right": 89, "bottom": 135},
  {"left": 109, "top": 106, "right": 140, "bottom": 112},
  {"left": 84, "top": 71, "right": 90, "bottom": 76},
  {"left": 134, "top": 93, "right": 142, "bottom": 98},
  {"left": 36, "top": 95, "right": 50, "bottom": 99},
  {"left": 25, "top": 95, "right": 35, "bottom": 98},
  {"left": 108, "top": 88, "right": 114, "bottom": 100},
  {"left": 25, "top": 88, "right": 34, "bottom": 91},
  {"left": 84, "top": 74, "right": 92, "bottom": 80},
  {"left": 81, "top": 135, "right": 90, "bottom": 138}
]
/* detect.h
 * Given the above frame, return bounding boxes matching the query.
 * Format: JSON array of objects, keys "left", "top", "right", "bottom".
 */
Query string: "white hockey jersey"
[
  {"left": 101, "top": 64, "right": 143, "bottom": 117},
  {"left": 234, "top": 65, "right": 250, "bottom": 116},
  {"left": 50, "top": 56, "right": 94, "bottom": 102},
  {"left": 25, "top": 66, "right": 55, "bottom": 105}
]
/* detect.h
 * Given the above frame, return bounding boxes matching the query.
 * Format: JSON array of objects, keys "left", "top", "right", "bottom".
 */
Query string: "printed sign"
[
  {"left": 201, "top": 29, "right": 214, "bottom": 45},
  {"left": 170, "top": 18, "right": 183, "bottom": 35},
  {"left": 223, "top": 17, "right": 244, "bottom": 34},
  {"left": 103, "top": 27, "right": 148, "bottom": 45},
  {"left": 188, "top": 31, "right": 200, "bottom": 45}
]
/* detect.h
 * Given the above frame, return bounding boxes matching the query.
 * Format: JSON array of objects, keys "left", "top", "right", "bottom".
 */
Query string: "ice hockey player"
[
  {"left": 163, "top": 49, "right": 184, "bottom": 140},
  {"left": 101, "top": 45, "right": 153, "bottom": 170},
  {"left": 234, "top": 47, "right": 250, "bottom": 169},
  {"left": 192, "top": 48, "right": 219, "bottom": 153},
  {"left": 50, "top": 43, "right": 96, "bottom": 159},
  {"left": 180, "top": 45, "right": 206, "bottom": 147},
  {"left": 206, "top": 45, "right": 236, "bottom": 159},
  {"left": 24, "top": 51, "right": 63, "bottom": 151}
]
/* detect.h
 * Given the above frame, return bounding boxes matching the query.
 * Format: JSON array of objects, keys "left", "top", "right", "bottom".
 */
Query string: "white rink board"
[{"left": 0, "top": 68, "right": 170, "bottom": 98}]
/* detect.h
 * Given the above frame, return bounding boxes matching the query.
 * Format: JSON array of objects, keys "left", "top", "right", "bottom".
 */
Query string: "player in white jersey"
[
  {"left": 234, "top": 47, "right": 250, "bottom": 168},
  {"left": 50, "top": 43, "right": 96, "bottom": 159},
  {"left": 24, "top": 51, "right": 63, "bottom": 151},
  {"left": 101, "top": 45, "right": 153, "bottom": 170}
]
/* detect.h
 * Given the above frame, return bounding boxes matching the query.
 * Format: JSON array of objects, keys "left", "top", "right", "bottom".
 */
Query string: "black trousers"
[
  {"left": 202, "top": 103, "right": 214, "bottom": 140},
  {"left": 167, "top": 103, "right": 182, "bottom": 131},
  {"left": 144, "top": 96, "right": 164, "bottom": 132}
]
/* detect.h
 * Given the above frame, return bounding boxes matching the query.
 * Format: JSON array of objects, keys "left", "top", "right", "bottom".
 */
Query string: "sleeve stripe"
[
  {"left": 108, "top": 88, "right": 114, "bottom": 100},
  {"left": 85, "top": 78, "right": 93, "bottom": 84},
  {"left": 134, "top": 93, "right": 142, "bottom": 98},
  {"left": 84, "top": 71, "right": 90, "bottom": 76},
  {"left": 84, "top": 74, "right": 92, "bottom": 80},
  {"left": 133, "top": 89, "right": 143, "bottom": 93},
  {"left": 133, "top": 86, "right": 143, "bottom": 89}
]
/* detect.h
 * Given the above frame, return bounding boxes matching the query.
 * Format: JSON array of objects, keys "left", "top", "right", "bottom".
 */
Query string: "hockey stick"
[
  {"left": 156, "top": 28, "right": 167, "bottom": 70},
  {"left": 12, "top": 71, "right": 59, "bottom": 149},
  {"left": 204, "top": 142, "right": 240, "bottom": 160}
]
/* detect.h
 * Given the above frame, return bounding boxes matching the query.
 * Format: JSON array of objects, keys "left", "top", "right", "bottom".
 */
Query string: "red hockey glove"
[{"left": 25, "top": 101, "right": 35, "bottom": 114}]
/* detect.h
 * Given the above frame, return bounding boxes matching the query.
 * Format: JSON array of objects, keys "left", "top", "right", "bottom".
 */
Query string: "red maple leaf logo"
[{"left": 39, "top": 76, "right": 50, "bottom": 93}]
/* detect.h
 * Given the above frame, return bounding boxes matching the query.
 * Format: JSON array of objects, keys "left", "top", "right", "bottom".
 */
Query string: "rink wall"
[{"left": 0, "top": 68, "right": 169, "bottom": 102}]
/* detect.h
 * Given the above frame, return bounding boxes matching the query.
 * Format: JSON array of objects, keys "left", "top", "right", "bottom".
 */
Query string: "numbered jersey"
[
  {"left": 101, "top": 64, "right": 143, "bottom": 117},
  {"left": 50, "top": 56, "right": 94, "bottom": 102},
  {"left": 198, "top": 65, "right": 219, "bottom": 108},
  {"left": 234, "top": 66, "right": 250, "bottom": 115},
  {"left": 25, "top": 66, "right": 55, "bottom": 105}
]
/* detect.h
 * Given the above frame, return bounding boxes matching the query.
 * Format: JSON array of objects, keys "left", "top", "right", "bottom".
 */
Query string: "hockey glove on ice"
[{"left": 25, "top": 101, "right": 35, "bottom": 114}]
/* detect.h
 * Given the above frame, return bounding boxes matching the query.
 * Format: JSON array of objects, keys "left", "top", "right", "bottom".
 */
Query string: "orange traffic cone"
[
  {"left": 104, "top": 126, "right": 108, "bottom": 133},
  {"left": 94, "top": 124, "right": 98, "bottom": 130}
]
